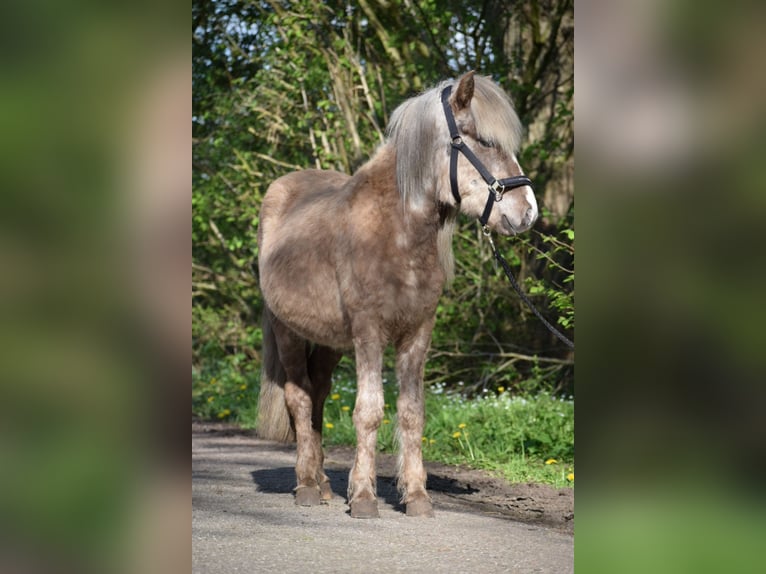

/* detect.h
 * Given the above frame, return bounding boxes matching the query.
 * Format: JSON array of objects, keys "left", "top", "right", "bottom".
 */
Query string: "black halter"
[{"left": 440, "top": 85, "right": 533, "bottom": 227}]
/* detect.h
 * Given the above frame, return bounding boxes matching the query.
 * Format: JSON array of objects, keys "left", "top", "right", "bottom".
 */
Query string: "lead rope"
[{"left": 482, "top": 226, "right": 575, "bottom": 350}]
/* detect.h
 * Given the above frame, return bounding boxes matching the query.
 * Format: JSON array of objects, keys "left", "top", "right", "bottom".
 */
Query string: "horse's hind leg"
[
  {"left": 308, "top": 345, "right": 342, "bottom": 501},
  {"left": 269, "top": 317, "right": 322, "bottom": 506},
  {"left": 396, "top": 321, "right": 435, "bottom": 517}
]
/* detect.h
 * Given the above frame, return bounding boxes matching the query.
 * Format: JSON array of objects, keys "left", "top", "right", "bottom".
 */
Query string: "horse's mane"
[{"left": 386, "top": 75, "right": 523, "bottom": 211}]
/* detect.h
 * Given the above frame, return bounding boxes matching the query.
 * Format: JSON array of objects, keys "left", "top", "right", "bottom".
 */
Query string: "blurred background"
[
  {"left": 576, "top": 0, "right": 766, "bottom": 572},
  {"left": 0, "top": 1, "right": 188, "bottom": 573}
]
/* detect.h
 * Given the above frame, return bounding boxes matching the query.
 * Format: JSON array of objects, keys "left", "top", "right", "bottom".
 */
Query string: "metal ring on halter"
[{"left": 490, "top": 180, "right": 505, "bottom": 201}]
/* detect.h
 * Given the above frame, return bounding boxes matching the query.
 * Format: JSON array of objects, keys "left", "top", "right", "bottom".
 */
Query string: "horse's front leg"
[
  {"left": 396, "top": 320, "right": 435, "bottom": 517},
  {"left": 348, "top": 338, "right": 384, "bottom": 518}
]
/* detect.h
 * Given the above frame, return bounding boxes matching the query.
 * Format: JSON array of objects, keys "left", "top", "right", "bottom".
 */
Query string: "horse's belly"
[{"left": 261, "top": 264, "right": 351, "bottom": 349}]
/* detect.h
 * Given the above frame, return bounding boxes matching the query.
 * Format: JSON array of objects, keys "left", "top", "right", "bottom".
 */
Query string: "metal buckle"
[{"left": 489, "top": 180, "right": 505, "bottom": 201}]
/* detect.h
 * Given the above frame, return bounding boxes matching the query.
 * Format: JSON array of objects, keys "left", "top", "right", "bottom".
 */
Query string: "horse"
[{"left": 256, "top": 71, "right": 538, "bottom": 518}]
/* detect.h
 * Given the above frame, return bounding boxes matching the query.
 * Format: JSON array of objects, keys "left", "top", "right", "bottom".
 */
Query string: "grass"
[
  {"left": 192, "top": 360, "right": 574, "bottom": 488},
  {"left": 192, "top": 354, "right": 260, "bottom": 422},
  {"left": 320, "top": 379, "right": 574, "bottom": 487}
]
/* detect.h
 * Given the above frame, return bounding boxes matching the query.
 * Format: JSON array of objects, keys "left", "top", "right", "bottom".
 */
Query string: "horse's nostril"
[{"left": 522, "top": 207, "right": 533, "bottom": 226}]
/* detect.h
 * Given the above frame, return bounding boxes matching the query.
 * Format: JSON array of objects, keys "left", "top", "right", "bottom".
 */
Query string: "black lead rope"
[{"left": 484, "top": 229, "right": 575, "bottom": 350}]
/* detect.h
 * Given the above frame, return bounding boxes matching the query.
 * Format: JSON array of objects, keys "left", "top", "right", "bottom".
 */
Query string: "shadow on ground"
[
  {"left": 195, "top": 421, "right": 573, "bottom": 532},
  {"left": 251, "top": 466, "right": 480, "bottom": 513}
]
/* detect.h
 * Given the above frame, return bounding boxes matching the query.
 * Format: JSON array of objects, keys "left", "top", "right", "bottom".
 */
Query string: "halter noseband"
[{"left": 440, "top": 85, "right": 533, "bottom": 227}]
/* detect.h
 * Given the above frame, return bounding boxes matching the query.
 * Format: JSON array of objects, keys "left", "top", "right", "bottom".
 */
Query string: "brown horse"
[{"left": 256, "top": 72, "right": 538, "bottom": 518}]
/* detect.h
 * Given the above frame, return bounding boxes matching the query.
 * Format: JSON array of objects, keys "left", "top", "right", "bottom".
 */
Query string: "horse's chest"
[{"left": 346, "top": 255, "right": 443, "bottom": 322}]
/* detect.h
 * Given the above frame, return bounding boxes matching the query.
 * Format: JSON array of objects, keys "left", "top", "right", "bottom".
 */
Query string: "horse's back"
[
  {"left": 259, "top": 168, "right": 350, "bottom": 255},
  {"left": 261, "top": 170, "right": 349, "bottom": 223},
  {"left": 258, "top": 169, "right": 352, "bottom": 348}
]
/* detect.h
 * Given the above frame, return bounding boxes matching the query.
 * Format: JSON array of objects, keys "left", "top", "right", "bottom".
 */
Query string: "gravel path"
[{"left": 192, "top": 424, "right": 573, "bottom": 574}]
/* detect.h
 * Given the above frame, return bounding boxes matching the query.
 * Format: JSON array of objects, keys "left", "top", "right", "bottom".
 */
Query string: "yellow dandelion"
[
  {"left": 545, "top": 458, "right": 558, "bottom": 465},
  {"left": 330, "top": 393, "right": 341, "bottom": 401},
  {"left": 325, "top": 422, "right": 334, "bottom": 429},
  {"left": 207, "top": 396, "right": 215, "bottom": 403},
  {"left": 421, "top": 436, "right": 427, "bottom": 443},
  {"left": 429, "top": 439, "right": 436, "bottom": 445},
  {"left": 217, "top": 409, "right": 231, "bottom": 419},
  {"left": 567, "top": 472, "right": 574, "bottom": 482},
  {"left": 458, "top": 423, "right": 467, "bottom": 429},
  {"left": 341, "top": 405, "right": 350, "bottom": 412},
  {"left": 240, "top": 384, "right": 247, "bottom": 390},
  {"left": 497, "top": 386, "right": 505, "bottom": 393},
  {"left": 382, "top": 419, "right": 391, "bottom": 424},
  {"left": 452, "top": 431, "right": 461, "bottom": 439}
]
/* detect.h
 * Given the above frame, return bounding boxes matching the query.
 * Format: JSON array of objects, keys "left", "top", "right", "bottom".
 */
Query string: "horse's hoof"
[
  {"left": 406, "top": 498, "right": 434, "bottom": 517},
  {"left": 349, "top": 498, "right": 379, "bottom": 518},
  {"left": 295, "top": 486, "right": 322, "bottom": 507},
  {"left": 319, "top": 481, "right": 333, "bottom": 501}
]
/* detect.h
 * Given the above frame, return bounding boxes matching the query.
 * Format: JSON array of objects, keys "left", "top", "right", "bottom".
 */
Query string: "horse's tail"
[{"left": 256, "top": 305, "right": 295, "bottom": 442}]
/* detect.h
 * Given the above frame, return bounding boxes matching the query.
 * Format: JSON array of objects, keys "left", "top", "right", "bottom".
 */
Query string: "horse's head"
[
  {"left": 440, "top": 72, "right": 538, "bottom": 236},
  {"left": 389, "top": 72, "right": 537, "bottom": 236}
]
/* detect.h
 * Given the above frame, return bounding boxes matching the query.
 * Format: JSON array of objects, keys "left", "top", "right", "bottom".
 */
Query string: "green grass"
[
  {"left": 192, "top": 355, "right": 260, "bottom": 422},
  {"left": 193, "top": 362, "right": 574, "bottom": 487}
]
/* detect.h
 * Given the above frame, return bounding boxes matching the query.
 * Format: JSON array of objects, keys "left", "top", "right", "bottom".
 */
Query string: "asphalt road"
[{"left": 192, "top": 427, "right": 573, "bottom": 574}]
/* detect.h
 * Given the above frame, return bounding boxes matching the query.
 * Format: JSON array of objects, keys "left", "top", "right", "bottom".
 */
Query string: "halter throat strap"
[{"left": 439, "top": 85, "right": 533, "bottom": 227}]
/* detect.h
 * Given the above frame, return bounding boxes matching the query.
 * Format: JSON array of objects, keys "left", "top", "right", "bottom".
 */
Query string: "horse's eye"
[{"left": 478, "top": 137, "right": 495, "bottom": 148}]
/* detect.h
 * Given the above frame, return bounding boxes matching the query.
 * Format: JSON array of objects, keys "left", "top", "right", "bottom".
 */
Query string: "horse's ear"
[{"left": 453, "top": 71, "right": 475, "bottom": 110}]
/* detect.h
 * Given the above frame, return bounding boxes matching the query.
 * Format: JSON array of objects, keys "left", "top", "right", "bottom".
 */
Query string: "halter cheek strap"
[
  {"left": 441, "top": 85, "right": 466, "bottom": 206},
  {"left": 440, "top": 86, "right": 533, "bottom": 227}
]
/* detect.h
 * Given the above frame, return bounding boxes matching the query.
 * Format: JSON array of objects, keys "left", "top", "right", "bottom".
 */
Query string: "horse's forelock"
[{"left": 471, "top": 76, "right": 523, "bottom": 157}]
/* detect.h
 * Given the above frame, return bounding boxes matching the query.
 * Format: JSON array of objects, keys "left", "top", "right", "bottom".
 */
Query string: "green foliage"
[
  {"left": 192, "top": 356, "right": 260, "bottom": 423},
  {"left": 419, "top": 383, "right": 574, "bottom": 486},
  {"left": 193, "top": 0, "right": 574, "bottom": 399},
  {"left": 522, "top": 218, "right": 575, "bottom": 331}
]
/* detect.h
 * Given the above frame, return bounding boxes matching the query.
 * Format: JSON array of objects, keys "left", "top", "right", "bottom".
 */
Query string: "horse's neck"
[
  {"left": 349, "top": 144, "right": 455, "bottom": 281},
  {"left": 351, "top": 144, "right": 397, "bottom": 190},
  {"left": 352, "top": 144, "right": 441, "bottom": 227}
]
